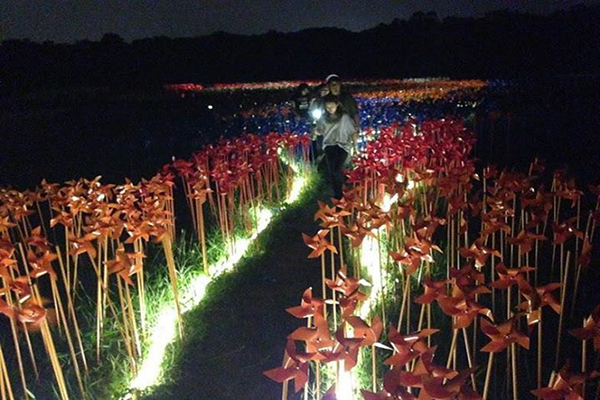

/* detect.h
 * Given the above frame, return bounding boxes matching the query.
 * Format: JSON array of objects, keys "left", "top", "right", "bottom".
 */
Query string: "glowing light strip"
[{"left": 125, "top": 171, "right": 309, "bottom": 396}]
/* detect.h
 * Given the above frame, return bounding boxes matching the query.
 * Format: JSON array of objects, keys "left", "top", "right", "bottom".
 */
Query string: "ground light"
[{"left": 124, "top": 166, "right": 311, "bottom": 397}]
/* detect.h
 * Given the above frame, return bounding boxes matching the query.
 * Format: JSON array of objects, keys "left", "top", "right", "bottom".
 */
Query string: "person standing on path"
[{"left": 313, "top": 94, "right": 358, "bottom": 198}]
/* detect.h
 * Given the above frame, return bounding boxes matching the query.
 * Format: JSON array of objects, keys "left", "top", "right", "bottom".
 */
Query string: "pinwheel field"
[{"left": 1, "top": 77, "right": 600, "bottom": 400}]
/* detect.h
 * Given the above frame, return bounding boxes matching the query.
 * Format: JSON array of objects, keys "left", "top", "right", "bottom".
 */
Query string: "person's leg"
[
  {"left": 324, "top": 146, "right": 336, "bottom": 190},
  {"left": 329, "top": 146, "right": 348, "bottom": 198}
]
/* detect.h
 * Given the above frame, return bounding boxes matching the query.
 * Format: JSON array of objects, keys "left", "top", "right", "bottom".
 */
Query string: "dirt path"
[{"left": 146, "top": 182, "right": 328, "bottom": 400}]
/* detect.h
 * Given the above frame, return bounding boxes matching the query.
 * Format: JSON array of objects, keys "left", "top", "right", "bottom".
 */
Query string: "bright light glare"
[
  {"left": 286, "top": 175, "right": 306, "bottom": 204},
  {"left": 311, "top": 109, "right": 323, "bottom": 120},
  {"left": 207, "top": 104, "right": 213, "bottom": 109},
  {"left": 336, "top": 362, "right": 355, "bottom": 400},
  {"left": 127, "top": 170, "right": 309, "bottom": 396},
  {"left": 358, "top": 234, "right": 383, "bottom": 318},
  {"left": 380, "top": 193, "right": 398, "bottom": 213},
  {"left": 130, "top": 307, "right": 177, "bottom": 390}
]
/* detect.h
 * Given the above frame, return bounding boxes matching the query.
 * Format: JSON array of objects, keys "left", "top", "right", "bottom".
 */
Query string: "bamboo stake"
[
  {"left": 161, "top": 235, "right": 183, "bottom": 338},
  {"left": 32, "top": 285, "right": 69, "bottom": 400},
  {"left": 0, "top": 345, "right": 14, "bottom": 400},
  {"left": 537, "top": 310, "right": 543, "bottom": 390},
  {"left": 1, "top": 277, "right": 28, "bottom": 398},
  {"left": 462, "top": 328, "right": 476, "bottom": 391},
  {"left": 483, "top": 352, "right": 495, "bottom": 400},
  {"left": 56, "top": 246, "right": 88, "bottom": 373},
  {"left": 555, "top": 251, "right": 571, "bottom": 370},
  {"left": 370, "top": 343, "right": 378, "bottom": 391}
]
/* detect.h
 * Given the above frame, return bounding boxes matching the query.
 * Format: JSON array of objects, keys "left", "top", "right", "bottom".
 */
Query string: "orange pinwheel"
[
  {"left": 518, "top": 282, "right": 561, "bottom": 325},
  {"left": 384, "top": 327, "right": 438, "bottom": 368},
  {"left": 450, "top": 263, "right": 487, "bottom": 292},
  {"left": 390, "top": 237, "right": 440, "bottom": 275},
  {"left": 459, "top": 238, "right": 502, "bottom": 267},
  {"left": 314, "top": 200, "right": 350, "bottom": 228},
  {"left": 263, "top": 340, "right": 311, "bottom": 392},
  {"left": 301, "top": 229, "right": 337, "bottom": 258},
  {"left": 69, "top": 232, "right": 98, "bottom": 259},
  {"left": 360, "top": 388, "right": 413, "bottom": 400},
  {"left": 570, "top": 305, "right": 600, "bottom": 350},
  {"left": 480, "top": 316, "right": 530, "bottom": 352},
  {"left": 331, "top": 324, "right": 364, "bottom": 370},
  {"left": 288, "top": 312, "right": 334, "bottom": 352},
  {"left": 578, "top": 236, "right": 592, "bottom": 268},
  {"left": 24, "top": 226, "right": 52, "bottom": 253},
  {"left": 346, "top": 315, "right": 383, "bottom": 347},
  {"left": 285, "top": 287, "right": 324, "bottom": 319},
  {"left": 552, "top": 217, "right": 584, "bottom": 245},
  {"left": 531, "top": 363, "right": 585, "bottom": 399},
  {"left": 507, "top": 229, "right": 547, "bottom": 254},
  {"left": 26, "top": 249, "right": 58, "bottom": 280},
  {"left": 437, "top": 285, "right": 492, "bottom": 329},
  {"left": 414, "top": 277, "right": 449, "bottom": 304},
  {"left": 17, "top": 298, "right": 55, "bottom": 331},
  {"left": 105, "top": 244, "right": 145, "bottom": 285},
  {"left": 325, "top": 268, "right": 367, "bottom": 318},
  {"left": 491, "top": 263, "right": 535, "bottom": 290}
]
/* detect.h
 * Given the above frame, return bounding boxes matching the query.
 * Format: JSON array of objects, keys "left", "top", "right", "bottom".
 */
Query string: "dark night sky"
[{"left": 2, "top": 0, "right": 599, "bottom": 43}]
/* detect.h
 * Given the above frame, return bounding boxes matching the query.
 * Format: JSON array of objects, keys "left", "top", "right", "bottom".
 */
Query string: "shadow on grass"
[{"left": 144, "top": 177, "right": 333, "bottom": 400}]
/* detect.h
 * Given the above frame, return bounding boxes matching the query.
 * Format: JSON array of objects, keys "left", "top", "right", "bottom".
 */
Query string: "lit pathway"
[{"left": 145, "top": 182, "right": 328, "bottom": 399}]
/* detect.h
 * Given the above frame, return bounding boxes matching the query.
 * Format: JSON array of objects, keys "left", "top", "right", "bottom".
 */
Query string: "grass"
[{"left": 141, "top": 172, "right": 324, "bottom": 399}]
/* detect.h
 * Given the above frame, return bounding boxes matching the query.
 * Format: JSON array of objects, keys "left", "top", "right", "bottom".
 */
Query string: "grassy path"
[{"left": 145, "top": 179, "right": 328, "bottom": 399}]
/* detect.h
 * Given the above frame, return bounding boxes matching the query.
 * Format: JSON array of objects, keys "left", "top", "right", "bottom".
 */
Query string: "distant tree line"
[{"left": 2, "top": 5, "right": 599, "bottom": 93}]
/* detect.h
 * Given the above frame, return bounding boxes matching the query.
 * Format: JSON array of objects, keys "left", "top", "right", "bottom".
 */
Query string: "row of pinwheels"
[
  {"left": 0, "top": 132, "right": 308, "bottom": 399},
  {"left": 164, "top": 78, "right": 411, "bottom": 94},
  {"left": 267, "top": 115, "right": 600, "bottom": 399},
  {"left": 219, "top": 80, "right": 488, "bottom": 137}
]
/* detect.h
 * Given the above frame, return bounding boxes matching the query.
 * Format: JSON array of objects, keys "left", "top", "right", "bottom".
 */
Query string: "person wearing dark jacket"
[
  {"left": 326, "top": 74, "right": 360, "bottom": 127},
  {"left": 313, "top": 94, "right": 358, "bottom": 198},
  {"left": 291, "top": 83, "right": 311, "bottom": 119}
]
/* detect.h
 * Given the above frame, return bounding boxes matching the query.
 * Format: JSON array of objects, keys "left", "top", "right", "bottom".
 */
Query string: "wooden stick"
[
  {"left": 372, "top": 344, "right": 377, "bottom": 392},
  {"left": 161, "top": 235, "right": 183, "bottom": 338},
  {"left": 483, "top": 352, "right": 495, "bottom": 400},
  {"left": 537, "top": 310, "right": 543, "bottom": 390},
  {"left": 0, "top": 345, "right": 14, "bottom": 400},
  {"left": 462, "top": 328, "right": 476, "bottom": 391},
  {"left": 56, "top": 246, "right": 88, "bottom": 373},
  {"left": 555, "top": 251, "right": 571, "bottom": 370}
]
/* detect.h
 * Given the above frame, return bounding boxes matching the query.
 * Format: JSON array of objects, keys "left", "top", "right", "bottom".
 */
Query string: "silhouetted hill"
[{"left": 2, "top": 5, "right": 599, "bottom": 93}]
